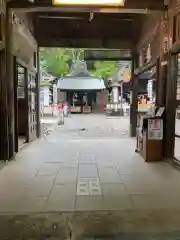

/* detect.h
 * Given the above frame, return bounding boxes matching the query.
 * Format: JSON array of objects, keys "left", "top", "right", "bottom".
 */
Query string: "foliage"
[
  {"left": 40, "top": 48, "right": 84, "bottom": 77},
  {"left": 40, "top": 48, "right": 118, "bottom": 83},
  {"left": 91, "top": 61, "right": 118, "bottom": 81}
]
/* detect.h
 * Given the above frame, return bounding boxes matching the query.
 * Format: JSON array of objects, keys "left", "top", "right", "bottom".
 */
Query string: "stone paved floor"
[
  {"left": 40, "top": 115, "right": 58, "bottom": 136},
  {"left": 1, "top": 114, "right": 180, "bottom": 239}
]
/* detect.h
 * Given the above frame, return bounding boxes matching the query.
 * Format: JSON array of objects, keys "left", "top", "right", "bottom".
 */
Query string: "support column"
[
  {"left": 0, "top": 50, "right": 9, "bottom": 160},
  {"left": 165, "top": 54, "right": 177, "bottom": 158},
  {"left": 157, "top": 56, "right": 168, "bottom": 107},
  {"left": 6, "top": 6, "right": 15, "bottom": 159},
  {"left": 36, "top": 48, "right": 41, "bottom": 138},
  {"left": 155, "top": 58, "right": 160, "bottom": 106},
  {"left": 130, "top": 55, "right": 138, "bottom": 137},
  {"left": 157, "top": 7, "right": 169, "bottom": 108}
]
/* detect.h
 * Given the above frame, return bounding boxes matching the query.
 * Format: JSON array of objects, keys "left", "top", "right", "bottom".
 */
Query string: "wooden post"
[
  {"left": 6, "top": 5, "right": 15, "bottom": 159},
  {"left": 155, "top": 58, "right": 160, "bottom": 106},
  {"left": 101, "top": 91, "right": 104, "bottom": 113},
  {"left": 13, "top": 56, "right": 19, "bottom": 153},
  {"left": 157, "top": 40, "right": 169, "bottom": 108},
  {"left": 159, "top": 61, "right": 168, "bottom": 107},
  {"left": 130, "top": 55, "right": 138, "bottom": 137},
  {"left": 165, "top": 54, "right": 177, "bottom": 158},
  {"left": 0, "top": 50, "right": 9, "bottom": 160},
  {"left": 36, "top": 48, "right": 41, "bottom": 138}
]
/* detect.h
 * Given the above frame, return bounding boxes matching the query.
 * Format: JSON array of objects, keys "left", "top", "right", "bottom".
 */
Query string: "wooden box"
[{"left": 140, "top": 130, "right": 163, "bottom": 162}]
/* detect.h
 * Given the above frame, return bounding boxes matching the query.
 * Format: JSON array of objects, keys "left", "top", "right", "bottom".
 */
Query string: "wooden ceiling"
[
  {"left": 33, "top": 12, "right": 143, "bottom": 48},
  {"left": 10, "top": 0, "right": 165, "bottom": 48}
]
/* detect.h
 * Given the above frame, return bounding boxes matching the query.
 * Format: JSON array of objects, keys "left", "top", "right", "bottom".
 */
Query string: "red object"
[
  {"left": 58, "top": 105, "right": 64, "bottom": 110},
  {"left": 101, "top": 92, "right": 104, "bottom": 112}
]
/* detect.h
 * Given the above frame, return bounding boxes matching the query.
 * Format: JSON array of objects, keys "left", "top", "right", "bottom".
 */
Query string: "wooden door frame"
[
  {"left": 27, "top": 70, "right": 38, "bottom": 141},
  {"left": 15, "top": 59, "right": 29, "bottom": 145}
]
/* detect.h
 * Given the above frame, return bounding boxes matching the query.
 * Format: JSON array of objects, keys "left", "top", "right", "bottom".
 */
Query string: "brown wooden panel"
[
  {"left": 37, "top": 37, "right": 133, "bottom": 49},
  {"left": 137, "top": 13, "right": 162, "bottom": 51},
  {"left": 34, "top": 17, "right": 134, "bottom": 39},
  {"left": 0, "top": 51, "right": 9, "bottom": 160},
  {"left": 173, "top": 13, "right": 180, "bottom": 44}
]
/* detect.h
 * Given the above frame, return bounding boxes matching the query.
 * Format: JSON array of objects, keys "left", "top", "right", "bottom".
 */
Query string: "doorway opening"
[
  {"left": 175, "top": 54, "right": 180, "bottom": 160},
  {"left": 16, "top": 64, "right": 28, "bottom": 149}
]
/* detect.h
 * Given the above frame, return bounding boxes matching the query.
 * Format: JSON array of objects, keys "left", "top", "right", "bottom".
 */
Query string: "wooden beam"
[
  {"left": 124, "top": 0, "right": 164, "bottom": 11},
  {"left": 84, "top": 57, "right": 132, "bottom": 61},
  {"left": 136, "top": 12, "right": 162, "bottom": 51},
  {"left": 37, "top": 37, "right": 133, "bottom": 48},
  {"left": 34, "top": 17, "right": 133, "bottom": 39}
]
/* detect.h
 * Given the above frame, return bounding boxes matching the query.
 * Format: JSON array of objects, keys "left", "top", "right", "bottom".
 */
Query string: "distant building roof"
[
  {"left": 57, "top": 61, "right": 105, "bottom": 91},
  {"left": 69, "top": 61, "right": 91, "bottom": 77},
  {"left": 57, "top": 76, "right": 105, "bottom": 91}
]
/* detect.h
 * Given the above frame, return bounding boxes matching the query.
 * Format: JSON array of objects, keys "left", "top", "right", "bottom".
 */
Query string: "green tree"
[
  {"left": 40, "top": 48, "right": 69, "bottom": 77},
  {"left": 40, "top": 48, "right": 84, "bottom": 77},
  {"left": 40, "top": 48, "right": 117, "bottom": 82},
  {"left": 92, "top": 61, "right": 118, "bottom": 82}
]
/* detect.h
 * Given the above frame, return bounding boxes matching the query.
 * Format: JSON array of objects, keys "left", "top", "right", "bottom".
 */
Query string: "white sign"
[
  {"left": 146, "top": 44, "right": 152, "bottom": 63},
  {"left": 44, "top": 87, "right": 50, "bottom": 106},
  {"left": 148, "top": 119, "right": 163, "bottom": 140},
  {"left": 147, "top": 80, "right": 153, "bottom": 103},
  {"left": 53, "top": 84, "right": 57, "bottom": 104},
  {"left": 112, "top": 87, "right": 119, "bottom": 103},
  {"left": 139, "top": 53, "right": 143, "bottom": 67}
]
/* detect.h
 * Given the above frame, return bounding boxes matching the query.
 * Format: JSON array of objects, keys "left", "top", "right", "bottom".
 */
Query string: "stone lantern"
[{"left": 111, "top": 80, "right": 124, "bottom": 116}]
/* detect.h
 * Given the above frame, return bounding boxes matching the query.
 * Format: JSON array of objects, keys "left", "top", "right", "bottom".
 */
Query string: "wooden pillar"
[
  {"left": 13, "top": 56, "right": 19, "bottom": 153},
  {"left": 155, "top": 58, "right": 160, "bottom": 106},
  {"left": 36, "top": 48, "right": 41, "bottom": 138},
  {"left": 165, "top": 54, "right": 177, "bottom": 158},
  {"left": 0, "top": 50, "right": 9, "bottom": 160},
  {"left": 156, "top": 49, "right": 169, "bottom": 107},
  {"left": 130, "top": 55, "right": 138, "bottom": 137},
  {"left": 158, "top": 63, "right": 168, "bottom": 107},
  {"left": 6, "top": 6, "right": 15, "bottom": 159}
]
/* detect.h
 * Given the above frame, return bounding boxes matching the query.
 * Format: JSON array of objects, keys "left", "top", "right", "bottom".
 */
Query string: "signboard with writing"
[
  {"left": 117, "top": 61, "right": 131, "bottom": 83},
  {"left": 148, "top": 119, "right": 163, "bottom": 140},
  {"left": 84, "top": 49, "right": 132, "bottom": 60}
]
